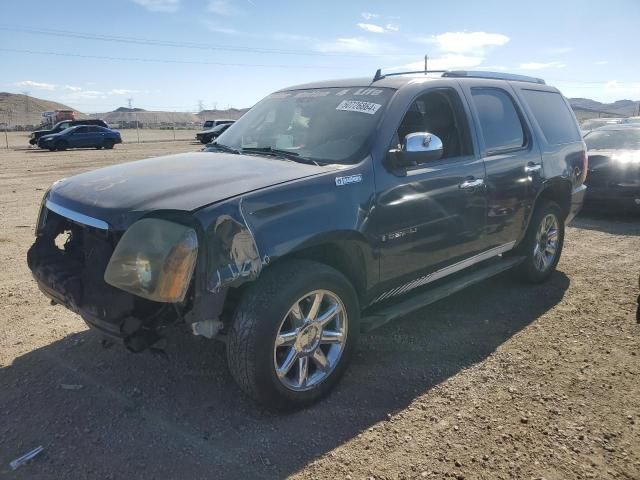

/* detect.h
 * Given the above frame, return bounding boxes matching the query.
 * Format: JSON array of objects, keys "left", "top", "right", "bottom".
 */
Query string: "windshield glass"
[
  {"left": 584, "top": 129, "right": 640, "bottom": 150},
  {"left": 217, "top": 87, "right": 395, "bottom": 164}
]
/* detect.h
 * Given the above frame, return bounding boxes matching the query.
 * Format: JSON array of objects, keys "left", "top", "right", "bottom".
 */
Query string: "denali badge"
[{"left": 335, "top": 174, "right": 363, "bottom": 186}]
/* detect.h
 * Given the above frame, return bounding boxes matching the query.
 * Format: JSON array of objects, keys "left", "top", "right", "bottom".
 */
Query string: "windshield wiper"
[
  {"left": 208, "top": 142, "right": 239, "bottom": 154},
  {"left": 241, "top": 146, "right": 321, "bottom": 166}
]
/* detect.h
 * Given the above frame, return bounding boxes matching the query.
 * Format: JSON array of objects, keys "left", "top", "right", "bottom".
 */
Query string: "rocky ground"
[{"left": 0, "top": 142, "right": 638, "bottom": 479}]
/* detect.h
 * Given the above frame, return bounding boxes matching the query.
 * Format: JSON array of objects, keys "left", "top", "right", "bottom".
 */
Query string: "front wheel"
[
  {"left": 513, "top": 200, "right": 564, "bottom": 283},
  {"left": 104, "top": 140, "right": 114, "bottom": 149},
  {"left": 226, "top": 260, "right": 359, "bottom": 409}
]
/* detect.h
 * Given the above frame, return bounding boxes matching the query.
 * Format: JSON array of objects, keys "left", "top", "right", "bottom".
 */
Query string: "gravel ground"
[{"left": 0, "top": 143, "right": 638, "bottom": 480}]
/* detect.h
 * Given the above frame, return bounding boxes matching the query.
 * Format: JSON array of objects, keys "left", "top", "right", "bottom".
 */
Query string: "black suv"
[
  {"left": 30, "top": 119, "right": 110, "bottom": 145},
  {"left": 27, "top": 70, "right": 586, "bottom": 409}
]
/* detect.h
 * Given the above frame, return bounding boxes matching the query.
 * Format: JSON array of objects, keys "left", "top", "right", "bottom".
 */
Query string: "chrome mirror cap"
[{"left": 404, "top": 132, "right": 443, "bottom": 154}]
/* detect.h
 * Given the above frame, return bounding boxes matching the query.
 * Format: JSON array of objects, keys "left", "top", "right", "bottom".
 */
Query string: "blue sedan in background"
[{"left": 38, "top": 125, "right": 122, "bottom": 151}]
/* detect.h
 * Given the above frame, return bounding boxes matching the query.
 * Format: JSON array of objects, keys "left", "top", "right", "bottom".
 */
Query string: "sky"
[{"left": 1, "top": 0, "right": 638, "bottom": 113}]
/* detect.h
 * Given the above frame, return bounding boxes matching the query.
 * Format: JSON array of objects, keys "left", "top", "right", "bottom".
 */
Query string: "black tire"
[
  {"left": 513, "top": 200, "right": 564, "bottom": 283},
  {"left": 48, "top": 146, "right": 56, "bottom": 152},
  {"left": 104, "top": 141, "right": 114, "bottom": 149},
  {"left": 95, "top": 145, "right": 103, "bottom": 150},
  {"left": 226, "top": 259, "right": 360, "bottom": 410},
  {"left": 55, "top": 140, "right": 67, "bottom": 151}
]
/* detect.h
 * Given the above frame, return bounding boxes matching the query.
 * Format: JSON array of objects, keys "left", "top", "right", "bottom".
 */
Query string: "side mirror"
[{"left": 386, "top": 132, "right": 443, "bottom": 169}]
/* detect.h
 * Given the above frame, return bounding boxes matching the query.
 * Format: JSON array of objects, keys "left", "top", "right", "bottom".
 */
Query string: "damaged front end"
[{"left": 27, "top": 197, "right": 202, "bottom": 352}]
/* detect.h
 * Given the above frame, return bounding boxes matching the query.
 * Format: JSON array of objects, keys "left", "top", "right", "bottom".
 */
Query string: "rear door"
[{"left": 459, "top": 80, "right": 543, "bottom": 249}]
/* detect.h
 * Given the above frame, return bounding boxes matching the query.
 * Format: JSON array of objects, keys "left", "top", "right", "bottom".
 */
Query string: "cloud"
[
  {"left": 361, "top": 12, "right": 379, "bottom": 20},
  {"left": 431, "top": 32, "right": 510, "bottom": 54},
  {"left": 520, "top": 61, "right": 565, "bottom": 70},
  {"left": 208, "top": 0, "right": 239, "bottom": 15},
  {"left": 109, "top": 89, "right": 138, "bottom": 95},
  {"left": 201, "top": 20, "right": 240, "bottom": 34},
  {"left": 605, "top": 80, "right": 640, "bottom": 94},
  {"left": 16, "top": 80, "right": 56, "bottom": 91},
  {"left": 357, "top": 23, "right": 400, "bottom": 34},
  {"left": 358, "top": 23, "right": 386, "bottom": 33},
  {"left": 316, "top": 37, "right": 394, "bottom": 55},
  {"left": 595, "top": 60, "right": 608, "bottom": 65},
  {"left": 132, "top": 0, "right": 180, "bottom": 13},
  {"left": 64, "top": 85, "right": 82, "bottom": 92},
  {"left": 546, "top": 46, "right": 573, "bottom": 55}
]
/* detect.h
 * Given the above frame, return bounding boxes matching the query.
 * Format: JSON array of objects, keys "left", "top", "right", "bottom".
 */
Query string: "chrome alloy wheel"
[
  {"left": 273, "top": 290, "right": 348, "bottom": 392},
  {"left": 533, "top": 213, "right": 559, "bottom": 272}
]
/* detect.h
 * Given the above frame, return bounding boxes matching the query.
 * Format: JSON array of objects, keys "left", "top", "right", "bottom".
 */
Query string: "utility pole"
[
  {"left": 198, "top": 100, "right": 204, "bottom": 113},
  {"left": 22, "top": 91, "right": 30, "bottom": 114},
  {"left": 424, "top": 55, "right": 428, "bottom": 74},
  {"left": 127, "top": 98, "right": 133, "bottom": 109}
]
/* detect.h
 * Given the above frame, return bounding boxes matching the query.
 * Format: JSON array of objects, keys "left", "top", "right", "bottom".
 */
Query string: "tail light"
[{"left": 579, "top": 146, "right": 588, "bottom": 184}]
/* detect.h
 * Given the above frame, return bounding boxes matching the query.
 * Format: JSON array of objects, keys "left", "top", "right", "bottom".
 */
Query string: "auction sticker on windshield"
[{"left": 336, "top": 100, "right": 382, "bottom": 115}]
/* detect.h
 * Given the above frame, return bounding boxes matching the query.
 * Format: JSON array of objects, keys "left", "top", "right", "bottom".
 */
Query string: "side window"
[
  {"left": 471, "top": 88, "right": 525, "bottom": 153},
  {"left": 74, "top": 126, "right": 88, "bottom": 134},
  {"left": 521, "top": 89, "right": 581, "bottom": 145},
  {"left": 395, "top": 89, "right": 473, "bottom": 159}
]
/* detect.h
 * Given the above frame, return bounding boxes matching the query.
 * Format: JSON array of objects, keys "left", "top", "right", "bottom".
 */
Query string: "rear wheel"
[
  {"left": 513, "top": 200, "right": 564, "bottom": 283},
  {"left": 55, "top": 140, "right": 67, "bottom": 151},
  {"left": 226, "top": 260, "right": 359, "bottom": 409}
]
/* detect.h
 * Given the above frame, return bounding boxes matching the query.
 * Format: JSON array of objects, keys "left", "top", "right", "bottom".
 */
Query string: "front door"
[{"left": 372, "top": 87, "right": 488, "bottom": 301}]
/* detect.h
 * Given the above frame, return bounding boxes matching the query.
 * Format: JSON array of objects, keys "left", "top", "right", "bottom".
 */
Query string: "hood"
[{"left": 48, "top": 152, "right": 335, "bottom": 230}]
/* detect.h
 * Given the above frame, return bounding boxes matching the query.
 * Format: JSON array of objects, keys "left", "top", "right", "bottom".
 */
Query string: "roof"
[
  {"left": 591, "top": 124, "right": 640, "bottom": 131},
  {"left": 279, "top": 70, "right": 549, "bottom": 92}
]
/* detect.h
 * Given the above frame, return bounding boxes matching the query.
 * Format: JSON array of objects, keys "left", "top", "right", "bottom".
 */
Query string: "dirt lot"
[{"left": 0, "top": 142, "right": 638, "bottom": 480}]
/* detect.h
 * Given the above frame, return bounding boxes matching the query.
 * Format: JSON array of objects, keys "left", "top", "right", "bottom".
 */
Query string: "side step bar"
[{"left": 360, "top": 256, "right": 525, "bottom": 333}]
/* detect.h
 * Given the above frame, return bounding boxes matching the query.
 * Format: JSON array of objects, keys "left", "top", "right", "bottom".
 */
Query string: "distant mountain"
[
  {"left": 113, "top": 106, "right": 147, "bottom": 113},
  {"left": 0, "top": 92, "right": 84, "bottom": 127},
  {"left": 569, "top": 98, "right": 640, "bottom": 118}
]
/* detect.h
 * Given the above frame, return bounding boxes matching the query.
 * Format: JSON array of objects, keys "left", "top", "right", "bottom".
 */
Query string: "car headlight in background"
[
  {"left": 104, "top": 218, "right": 198, "bottom": 303},
  {"left": 612, "top": 152, "right": 640, "bottom": 164}
]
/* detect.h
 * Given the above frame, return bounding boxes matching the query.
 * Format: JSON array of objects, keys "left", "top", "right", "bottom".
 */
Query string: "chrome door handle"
[
  {"left": 524, "top": 163, "right": 542, "bottom": 173},
  {"left": 459, "top": 178, "right": 485, "bottom": 189}
]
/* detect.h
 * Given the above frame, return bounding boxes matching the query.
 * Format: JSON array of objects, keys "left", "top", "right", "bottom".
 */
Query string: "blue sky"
[{"left": 1, "top": 0, "right": 638, "bottom": 112}]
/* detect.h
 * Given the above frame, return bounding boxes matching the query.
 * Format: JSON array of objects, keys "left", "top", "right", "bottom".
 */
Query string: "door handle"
[
  {"left": 459, "top": 178, "right": 485, "bottom": 189},
  {"left": 524, "top": 162, "right": 542, "bottom": 174}
]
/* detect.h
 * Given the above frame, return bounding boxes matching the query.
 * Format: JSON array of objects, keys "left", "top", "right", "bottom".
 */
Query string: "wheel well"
[
  {"left": 537, "top": 181, "right": 571, "bottom": 220},
  {"left": 286, "top": 241, "right": 368, "bottom": 302}
]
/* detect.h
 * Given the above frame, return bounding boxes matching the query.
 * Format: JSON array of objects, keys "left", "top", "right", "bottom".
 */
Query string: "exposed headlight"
[{"left": 104, "top": 218, "right": 198, "bottom": 302}]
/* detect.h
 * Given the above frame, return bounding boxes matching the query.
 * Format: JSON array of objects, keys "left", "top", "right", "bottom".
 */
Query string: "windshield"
[
  {"left": 216, "top": 87, "right": 395, "bottom": 164},
  {"left": 584, "top": 129, "right": 640, "bottom": 150}
]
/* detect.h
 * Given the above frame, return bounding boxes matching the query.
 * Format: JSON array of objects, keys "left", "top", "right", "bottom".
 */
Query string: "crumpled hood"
[{"left": 48, "top": 152, "right": 334, "bottom": 230}]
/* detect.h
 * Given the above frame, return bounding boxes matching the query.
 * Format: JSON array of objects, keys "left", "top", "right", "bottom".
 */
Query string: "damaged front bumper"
[{"left": 28, "top": 201, "right": 184, "bottom": 351}]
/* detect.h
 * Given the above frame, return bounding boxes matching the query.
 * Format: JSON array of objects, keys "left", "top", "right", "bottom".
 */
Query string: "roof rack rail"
[
  {"left": 442, "top": 70, "right": 546, "bottom": 85},
  {"left": 373, "top": 69, "right": 447, "bottom": 82}
]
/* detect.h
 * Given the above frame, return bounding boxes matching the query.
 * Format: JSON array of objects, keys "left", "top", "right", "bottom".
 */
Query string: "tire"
[
  {"left": 104, "top": 141, "right": 114, "bottom": 150},
  {"left": 48, "top": 147, "right": 56, "bottom": 152},
  {"left": 55, "top": 141, "right": 67, "bottom": 151},
  {"left": 227, "top": 259, "right": 359, "bottom": 410},
  {"left": 95, "top": 145, "right": 103, "bottom": 150},
  {"left": 513, "top": 200, "right": 564, "bottom": 283}
]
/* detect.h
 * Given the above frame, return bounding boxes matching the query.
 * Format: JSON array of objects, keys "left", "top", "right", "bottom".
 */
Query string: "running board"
[{"left": 360, "top": 256, "right": 525, "bottom": 333}]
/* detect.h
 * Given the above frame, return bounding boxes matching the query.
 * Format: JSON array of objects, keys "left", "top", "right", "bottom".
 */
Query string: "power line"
[
  {"left": 0, "top": 25, "right": 407, "bottom": 58},
  {"left": 0, "top": 47, "right": 361, "bottom": 69}
]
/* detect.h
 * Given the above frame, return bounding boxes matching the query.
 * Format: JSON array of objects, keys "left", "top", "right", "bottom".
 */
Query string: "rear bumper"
[{"left": 566, "top": 184, "right": 587, "bottom": 224}]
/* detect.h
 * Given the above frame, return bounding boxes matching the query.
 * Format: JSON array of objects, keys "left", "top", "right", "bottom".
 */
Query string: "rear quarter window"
[{"left": 521, "top": 89, "right": 581, "bottom": 145}]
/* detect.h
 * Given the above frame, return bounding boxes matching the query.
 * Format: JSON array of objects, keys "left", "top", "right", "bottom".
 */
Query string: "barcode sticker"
[{"left": 336, "top": 100, "right": 382, "bottom": 115}]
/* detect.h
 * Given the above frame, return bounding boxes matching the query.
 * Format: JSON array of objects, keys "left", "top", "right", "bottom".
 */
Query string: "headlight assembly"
[{"left": 104, "top": 218, "right": 198, "bottom": 302}]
